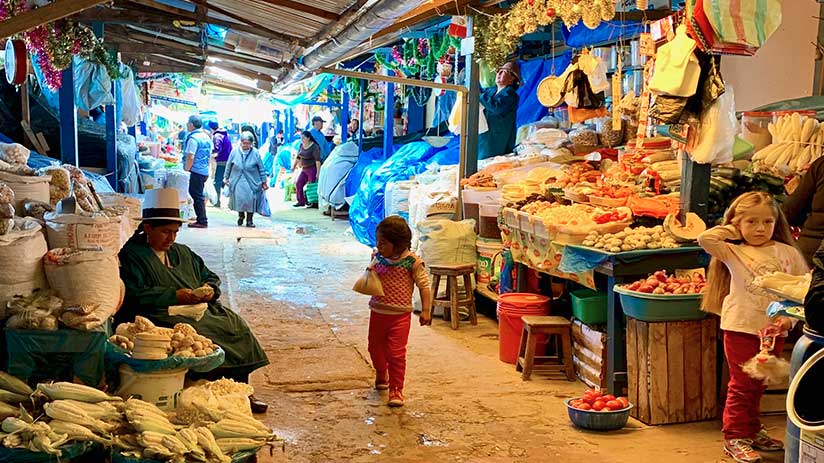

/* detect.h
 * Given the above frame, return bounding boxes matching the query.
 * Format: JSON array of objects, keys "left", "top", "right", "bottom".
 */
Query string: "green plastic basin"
[{"left": 614, "top": 286, "right": 707, "bottom": 322}]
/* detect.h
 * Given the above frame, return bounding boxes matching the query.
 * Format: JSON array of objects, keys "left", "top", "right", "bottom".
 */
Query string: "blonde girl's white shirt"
[{"left": 698, "top": 226, "right": 808, "bottom": 335}]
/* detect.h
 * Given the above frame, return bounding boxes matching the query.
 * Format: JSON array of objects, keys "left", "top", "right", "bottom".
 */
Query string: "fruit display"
[
  {"left": 621, "top": 270, "right": 706, "bottom": 295},
  {"left": 550, "top": 162, "right": 602, "bottom": 189},
  {"left": 111, "top": 316, "right": 217, "bottom": 359},
  {"left": 0, "top": 375, "right": 278, "bottom": 461},
  {"left": 752, "top": 271, "right": 812, "bottom": 303},
  {"left": 663, "top": 212, "right": 706, "bottom": 242},
  {"left": 582, "top": 225, "right": 678, "bottom": 252},
  {"left": 569, "top": 389, "right": 630, "bottom": 412},
  {"left": 752, "top": 112, "right": 824, "bottom": 174}
]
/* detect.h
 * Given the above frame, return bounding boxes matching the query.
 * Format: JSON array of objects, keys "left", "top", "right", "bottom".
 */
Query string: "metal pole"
[
  {"left": 383, "top": 82, "right": 395, "bottom": 158},
  {"left": 341, "top": 89, "right": 350, "bottom": 144},
  {"left": 358, "top": 79, "right": 365, "bottom": 153},
  {"left": 58, "top": 65, "right": 78, "bottom": 166}
]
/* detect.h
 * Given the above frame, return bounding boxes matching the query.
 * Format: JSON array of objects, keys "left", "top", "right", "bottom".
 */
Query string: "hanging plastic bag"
[
  {"left": 703, "top": 0, "right": 781, "bottom": 49},
  {"left": 353, "top": 258, "right": 384, "bottom": 296},
  {"left": 648, "top": 25, "right": 701, "bottom": 98},
  {"left": 256, "top": 190, "right": 271, "bottom": 217},
  {"left": 649, "top": 95, "right": 690, "bottom": 124},
  {"left": 204, "top": 181, "right": 218, "bottom": 206},
  {"left": 448, "top": 93, "right": 489, "bottom": 135},
  {"left": 578, "top": 53, "right": 609, "bottom": 93},
  {"left": 119, "top": 65, "right": 142, "bottom": 127},
  {"left": 73, "top": 57, "right": 115, "bottom": 112},
  {"left": 691, "top": 85, "right": 736, "bottom": 165}
]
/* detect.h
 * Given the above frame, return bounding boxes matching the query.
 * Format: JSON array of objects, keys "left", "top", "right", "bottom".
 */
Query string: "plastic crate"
[
  {"left": 571, "top": 289, "right": 608, "bottom": 325},
  {"left": 614, "top": 286, "right": 706, "bottom": 322}
]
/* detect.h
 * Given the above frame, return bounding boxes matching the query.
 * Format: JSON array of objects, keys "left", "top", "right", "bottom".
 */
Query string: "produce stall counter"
[
  {"left": 5, "top": 324, "right": 111, "bottom": 387},
  {"left": 514, "top": 244, "right": 708, "bottom": 395}
]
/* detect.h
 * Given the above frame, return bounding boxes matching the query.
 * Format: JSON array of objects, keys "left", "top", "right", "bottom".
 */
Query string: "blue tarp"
[
  {"left": 516, "top": 51, "right": 573, "bottom": 128},
  {"left": 562, "top": 20, "right": 646, "bottom": 48},
  {"left": 345, "top": 146, "right": 385, "bottom": 200},
  {"left": 349, "top": 137, "right": 459, "bottom": 246}
]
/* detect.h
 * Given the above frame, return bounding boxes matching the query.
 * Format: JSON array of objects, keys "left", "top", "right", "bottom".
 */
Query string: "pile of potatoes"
[{"left": 582, "top": 225, "right": 679, "bottom": 252}]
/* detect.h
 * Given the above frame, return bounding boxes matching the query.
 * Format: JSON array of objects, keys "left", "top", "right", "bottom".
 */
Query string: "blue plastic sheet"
[
  {"left": 32, "top": 57, "right": 114, "bottom": 112},
  {"left": 516, "top": 52, "right": 573, "bottom": 129},
  {"left": 345, "top": 147, "right": 385, "bottom": 200},
  {"left": 349, "top": 138, "right": 459, "bottom": 246},
  {"left": 558, "top": 245, "right": 609, "bottom": 273},
  {"left": 0, "top": 442, "right": 98, "bottom": 462},
  {"left": 562, "top": 20, "right": 646, "bottom": 48}
]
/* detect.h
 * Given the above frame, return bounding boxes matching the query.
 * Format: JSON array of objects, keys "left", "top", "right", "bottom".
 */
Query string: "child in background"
[
  {"left": 698, "top": 191, "right": 808, "bottom": 463},
  {"left": 368, "top": 216, "right": 433, "bottom": 407}
]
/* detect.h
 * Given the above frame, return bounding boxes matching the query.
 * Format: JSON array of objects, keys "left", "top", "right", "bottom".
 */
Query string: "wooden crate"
[
  {"left": 571, "top": 319, "right": 608, "bottom": 390},
  {"left": 626, "top": 317, "right": 718, "bottom": 425}
]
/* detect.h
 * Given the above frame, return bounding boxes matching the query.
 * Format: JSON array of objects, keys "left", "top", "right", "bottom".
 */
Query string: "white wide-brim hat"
[{"left": 141, "top": 188, "right": 187, "bottom": 222}]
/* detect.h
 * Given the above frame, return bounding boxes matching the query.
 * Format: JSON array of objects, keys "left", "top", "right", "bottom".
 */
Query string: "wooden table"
[{"left": 515, "top": 245, "right": 708, "bottom": 395}]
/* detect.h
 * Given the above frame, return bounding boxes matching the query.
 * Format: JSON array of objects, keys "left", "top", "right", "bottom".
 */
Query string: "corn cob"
[
  {"left": 0, "top": 402, "right": 19, "bottom": 419},
  {"left": 195, "top": 426, "right": 231, "bottom": 463},
  {"left": 2, "top": 433, "right": 22, "bottom": 448},
  {"left": 53, "top": 399, "right": 120, "bottom": 420},
  {"left": 209, "top": 419, "right": 273, "bottom": 439},
  {"left": 127, "top": 409, "right": 177, "bottom": 435},
  {"left": 29, "top": 433, "right": 66, "bottom": 456},
  {"left": 43, "top": 401, "right": 114, "bottom": 434},
  {"left": 1, "top": 416, "right": 30, "bottom": 433},
  {"left": 47, "top": 419, "right": 112, "bottom": 445},
  {"left": 36, "top": 382, "right": 122, "bottom": 403},
  {"left": 112, "top": 433, "right": 141, "bottom": 451},
  {"left": 176, "top": 428, "right": 208, "bottom": 462},
  {"left": 220, "top": 410, "right": 271, "bottom": 434},
  {"left": 125, "top": 398, "right": 166, "bottom": 417},
  {"left": 0, "top": 372, "right": 33, "bottom": 396},
  {"left": 216, "top": 437, "right": 265, "bottom": 454},
  {"left": 161, "top": 433, "right": 190, "bottom": 455},
  {"left": 0, "top": 389, "right": 30, "bottom": 404}
]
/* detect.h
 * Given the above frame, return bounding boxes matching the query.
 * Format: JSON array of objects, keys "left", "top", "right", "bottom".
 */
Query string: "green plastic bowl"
[{"left": 614, "top": 286, "right": 706, "bottom": 322}]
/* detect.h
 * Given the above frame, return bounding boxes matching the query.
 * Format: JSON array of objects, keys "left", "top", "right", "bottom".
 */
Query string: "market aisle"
[{"left": 175, "top": 202, "right": 786, "bottom": 463}]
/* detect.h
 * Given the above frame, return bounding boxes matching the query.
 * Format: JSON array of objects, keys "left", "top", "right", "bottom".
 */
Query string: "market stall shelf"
[{"left": 626, "top": 317, "right": 718, "bottom": 426}]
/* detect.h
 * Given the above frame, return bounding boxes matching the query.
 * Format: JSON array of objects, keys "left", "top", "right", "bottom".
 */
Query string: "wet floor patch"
[{"left": 261, "top": 345, "right": 373, "bottom": 392}]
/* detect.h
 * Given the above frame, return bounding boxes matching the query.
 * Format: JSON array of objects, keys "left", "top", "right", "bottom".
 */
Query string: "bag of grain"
[
  {"left": 0, "top": 171, "right": 50, "bottom": 212},
  {"left": 416, "top": 219, "right": 478, "bottom": 267},
  {"left": 43, "top": 248, "right": 122, "bottom": 329},
  {"left": 44, "top": 210, "right": 127, "bottom": 252},
  {"left": 0, "top": 218, "right": 49, "bottom": 318}
]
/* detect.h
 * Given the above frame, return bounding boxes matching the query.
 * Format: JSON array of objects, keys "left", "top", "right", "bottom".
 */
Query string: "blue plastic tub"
[
  {"left": 614, "top": 286, "right": 706, "bottom": 322},
  {"left": 565, "top": 399, "right": 633, "bottom": 431}
]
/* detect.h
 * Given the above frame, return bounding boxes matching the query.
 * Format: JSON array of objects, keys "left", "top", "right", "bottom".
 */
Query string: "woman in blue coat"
[
  {"left": 224, "top": 132, "right": 268, "bottom": 228},
  {"left": 478, "top": 61, "right": 521, "bottom": 161}
]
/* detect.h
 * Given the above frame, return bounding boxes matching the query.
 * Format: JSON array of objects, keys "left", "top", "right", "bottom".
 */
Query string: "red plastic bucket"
[{"left": 497, "top": 293, "right": 550, "bottom": 364}]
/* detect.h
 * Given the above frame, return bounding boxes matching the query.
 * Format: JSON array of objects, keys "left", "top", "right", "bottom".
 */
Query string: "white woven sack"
[
  {"left": 0, "top": 218, "right": 47, "bottom": 286},
  {"left": 416, "top": 219, "right": 478, "bottom": 267},
  {"left": 44, "top": 248, "right": 121, "bottom": 327},
  {"left": 44, "top": 211, "right": 125, "bottom": 252},
  {"left": 0, "top": 171, "right": 50, "bottom": 212}
]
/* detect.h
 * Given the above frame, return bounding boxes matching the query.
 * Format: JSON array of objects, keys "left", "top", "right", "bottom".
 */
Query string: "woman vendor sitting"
[{"left": 116, "top": 188, "right": 270, "bottom": 413}]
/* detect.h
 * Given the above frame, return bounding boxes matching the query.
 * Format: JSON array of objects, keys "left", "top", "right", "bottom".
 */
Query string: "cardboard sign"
[{"left": 639, "top": 33, "right": 656, "bottom": 56}]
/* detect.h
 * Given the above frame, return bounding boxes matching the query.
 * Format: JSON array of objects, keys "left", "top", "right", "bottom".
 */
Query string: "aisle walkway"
[{"left": 177, "top": 202, "right": 786, "bottom": 463}]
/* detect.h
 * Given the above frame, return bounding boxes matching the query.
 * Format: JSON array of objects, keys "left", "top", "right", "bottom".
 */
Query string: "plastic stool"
[
  {"left": 516, "top": 315, "right": 574, "bottom": 381},
  {"left": 430, "top": 264, "right": 477, "bottom": 330}
]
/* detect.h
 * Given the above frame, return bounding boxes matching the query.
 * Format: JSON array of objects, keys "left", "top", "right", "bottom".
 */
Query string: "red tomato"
[
  {"left": 592, "top": 400, "right": 606, "bottom": 411},
  {"left": 581, "top": 394, "right": 593, "bottom": 405},
  {"left": 617, "top": 397, "right": 629, "bottom": 408},
  {"left": 601, "top": 394, "right": 616, "bottom": 402},
  {"left": 570, "top": 399, "right": 583, "bottom": 408},
  {"left": 605, "top": 400, "right": 623, "bottom": 410},
  {"left": 578, "top": 403, "right": 592, "bottom": 410}
]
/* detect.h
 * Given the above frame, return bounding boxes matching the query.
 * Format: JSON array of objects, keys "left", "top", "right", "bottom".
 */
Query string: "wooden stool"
[
  {"left": 430, "top": 264, "right": 477, "bottom": 330},
  {"left": 516, "top": 315, "right": 575, "bottom": 381}
]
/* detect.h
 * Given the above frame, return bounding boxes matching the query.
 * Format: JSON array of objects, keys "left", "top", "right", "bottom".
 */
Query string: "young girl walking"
[
  {"left": 698, "top": 191, "right": 808, "bottom": 463},
  {"left": 368, "top": 216, "right": 433, "bottom": 407}
]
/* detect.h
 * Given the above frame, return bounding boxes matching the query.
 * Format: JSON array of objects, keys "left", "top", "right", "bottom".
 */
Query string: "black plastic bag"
[{"left": 650, "top": 95, "right": 690, "bottom": 124}]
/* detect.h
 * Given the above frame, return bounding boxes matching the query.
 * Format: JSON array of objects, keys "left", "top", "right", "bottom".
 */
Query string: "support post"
[
  {"left": 383, "top": 82, "right": 395, "bottom": 158},
  {"left": 358, "top": 79, "right": 365, "bottom": 154},
  {"left": 463, "top": 15, "right": 481, "bottom": 177},
  {"left": 341, "top": 89, "right": 350, "bottom": 144},
  {"left": 679, "top": 155, "right": 711, "bottom": 223},
  {"left": 58, "top": 65, "right": 78, "bottom": 166}
]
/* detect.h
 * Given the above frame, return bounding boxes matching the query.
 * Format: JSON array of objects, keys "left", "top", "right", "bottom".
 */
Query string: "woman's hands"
[{"left": 176, "top": 285, "right": 214, "bottom": 305}]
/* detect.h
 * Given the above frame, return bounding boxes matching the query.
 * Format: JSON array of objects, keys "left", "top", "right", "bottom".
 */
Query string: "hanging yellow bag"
[{"left": 353, "top": 258, "right": 384, "bottom": 297}]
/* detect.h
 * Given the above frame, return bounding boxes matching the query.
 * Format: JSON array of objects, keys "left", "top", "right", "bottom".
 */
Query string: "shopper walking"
[
  {"left": 292, "top": 131, "right": 321, "bottom": 208},
  {"left": 366, "top": 216, "right": 433, "bottom": 408},
  {"left": 698, "top": 191, "right": 808, "bottom": 463},
  {"left": 224, "top": 132, "right": 268, "bottom": 228},
  {"left": 209, "top": 121, "right": 232, "bottom": 207},
  {"left": 183, "top": 115, "right": 212, "bottom": 228}
]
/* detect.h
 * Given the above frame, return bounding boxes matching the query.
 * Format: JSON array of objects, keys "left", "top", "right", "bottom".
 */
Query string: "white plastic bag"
[
  {"left": 119, "top": 65, "right": 142, "bottom": 127},
  {"left": 416, "top": 219, "right": 478, "bottom": 267},
  {"left": 691, "top": 85, "right": 736, "bottom": 165},
  {"left": 448, "top": 93, "right": 488, "bottom": 135}
]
